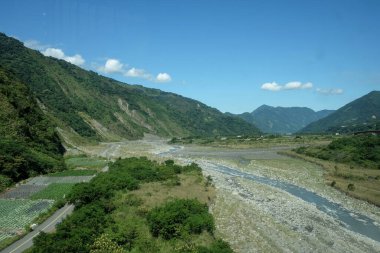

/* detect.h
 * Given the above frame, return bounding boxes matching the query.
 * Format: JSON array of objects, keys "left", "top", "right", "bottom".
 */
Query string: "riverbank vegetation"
[
  {"left": 294, "top": 134, "right": 380, "bottom": 169},
  {"left": 170, "top": 134, "right": 334, "bottom": 148},
  {"left": 31, "top": 157, "right": 232, "bottom": 253},
  {"left": 283, "top": 135, "right": 380, "bottom": 206}
]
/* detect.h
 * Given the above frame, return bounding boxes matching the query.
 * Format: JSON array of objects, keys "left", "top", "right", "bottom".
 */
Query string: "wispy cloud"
[
  {"left": 98, "top": 58, "right": 172, "bottom": 83},
  {"left": 261, "top": 81, "right": 313, "bottom": 91},
  {"left": 124, "top": 67, "right": 152, "bottom": 80},
  {"left": 24, "top": 40, "right": 49, "bottom": 51},
  {"left": 316, "top": 88, "right": 344, "bottom": 95},
  {"left": 42, "top": 48, "right": 85, "bottom": 66}
]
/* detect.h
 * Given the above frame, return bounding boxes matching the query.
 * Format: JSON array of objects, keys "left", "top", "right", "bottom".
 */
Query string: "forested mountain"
[
  {"left": 0, "top": 33, "right": 260, "bottom": 144},
  {"left": 300, "top": 91, "right": 380, "bottom": 134},
  {"left": 235, "top": 105, "right": 334, "bottom": 134},
  {"left": 0, "top": 67, "right": 65, "bottom": 190}
]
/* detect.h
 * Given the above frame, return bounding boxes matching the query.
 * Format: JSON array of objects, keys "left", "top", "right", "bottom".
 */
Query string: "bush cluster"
[
  {"left": 294, "top": 135, "right": 380, "bottom": 169},
  {"left": 32, "top": 157, "right": 232, "bottom": 253},
  {"left": 147, "top": 198, "right": 214, "bottom": 239}
]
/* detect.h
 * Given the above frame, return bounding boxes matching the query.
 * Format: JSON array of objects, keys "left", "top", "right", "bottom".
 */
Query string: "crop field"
[
  {"left": 30, "top": 183, "right": 75, "bottom": 201},
  {"left": 0, "top": 185, "right": 47, "bottom": 199},
  {"left": 48, "top": 169, "right": 97, "bottom": 177},
  {"left": 0, "top": 173, "right": 93, "bottom": 245},
  {"left": 0, "top": 199, "right": 53, "bottom": 241},
  {"left": 65, "top": 156, "right": 108, "bottom": 169},
  {"left": 27, "top": 175, "right": 94, "bottom": 185}
]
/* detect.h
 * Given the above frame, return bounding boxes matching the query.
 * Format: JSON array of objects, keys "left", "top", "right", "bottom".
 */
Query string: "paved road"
[{"left": 1, "top": 204, "right": 74, "bottom": 253}]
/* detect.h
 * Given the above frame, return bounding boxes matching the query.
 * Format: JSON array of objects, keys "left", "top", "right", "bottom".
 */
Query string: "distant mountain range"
[
  {"left": 232, "top": 105, "right": 334, "bottom": 134},
  {"left": 0, "top": 33, "right": 260, "bottom": 146},
  {"left": 299, "top": 91, "right": 380, "bottom": 134}
]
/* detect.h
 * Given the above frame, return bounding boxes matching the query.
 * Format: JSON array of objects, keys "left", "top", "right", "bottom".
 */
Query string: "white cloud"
[
  {"left": 97, "top": 58, "right": 172, "bottom": 83},
  {"left": 284, "top": 81, "right": 313, "bottom": 90},
  {"left": 261, "top": 82, "right": 282, "bottom": 91},
  {"left": 316, "top": 88, "right": 344, "bottom": 95},
  {"left": 64, "top": 54, "right": 85, "bottom": 66},
  {"left": 43, "top": 48, "right": 65, "bottom": 58},
  {"left": 24, "top": 40, "right": 49, "bottom": 50},
  {"left": 42, "top": 47, "right": 85, "bottom": 66},
  {"left": 124, "top": 67, "right": 152, "bottom": 80},
  {"left": 156, "top": 73, "right": 172, "bottom": 83},
  {"left": 261, "top": 81, "right": 313, "bottom": 91},
  {"left": 98, "top": 59, "right": 124, "bottom": 73}
]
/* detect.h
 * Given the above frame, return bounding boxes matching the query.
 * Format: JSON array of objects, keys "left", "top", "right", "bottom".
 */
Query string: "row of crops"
[{"left": 0, "top": 199, "right": 54, "bottom": 241}]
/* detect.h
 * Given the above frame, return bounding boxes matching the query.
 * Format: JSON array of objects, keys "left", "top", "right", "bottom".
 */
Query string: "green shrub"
[
  {"left": 294, "top": 135, "right": 380, "bottom": 169},
  {"left": 147, "top": 199, "right": 214, "bottom": 239},
  {"left": 0, "top": 175, "right": 12, "bottom": 192}
]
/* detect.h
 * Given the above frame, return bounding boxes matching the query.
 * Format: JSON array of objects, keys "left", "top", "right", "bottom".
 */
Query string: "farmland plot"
[
  {"left": 31, "top": 183, "right": 74, "bottom": 201},
  {"left": 0, "top": 185, "right": 47, "bottom": 199},
  {"left": 26, "top": 175, "right": 94, "bottom": 185},
  {"left": 48, "top": 169, "right": 97, "bottom": 177},
  {"left": 0, "top": 199, "right": 53, "bottom": 241}
]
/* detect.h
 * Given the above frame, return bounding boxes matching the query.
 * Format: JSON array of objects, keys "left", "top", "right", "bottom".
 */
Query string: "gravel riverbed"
[{"left": 81, "top": 139, "right": 380, "bottom": 253}]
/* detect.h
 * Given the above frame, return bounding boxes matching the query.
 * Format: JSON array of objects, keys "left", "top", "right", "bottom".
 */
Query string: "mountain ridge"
[
  {"left": 0, "top": 33, "right": 260, "bottom": 145},
  {"left": 233, "top": 105, "right": 334, "bottom": 134},
  {"left": 299, "top": 91, "right": 380, "bottom": 133}
]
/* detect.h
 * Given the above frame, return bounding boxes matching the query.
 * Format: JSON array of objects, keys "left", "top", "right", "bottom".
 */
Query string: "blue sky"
[{"left": 1, "top": 0, "right": 379, "bottom": 113}]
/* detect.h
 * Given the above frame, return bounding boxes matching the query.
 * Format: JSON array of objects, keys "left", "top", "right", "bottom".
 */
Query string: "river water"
[
  {"left": 160, "top": 145, "right": 380, "bottom": 243},
  {"left": 208, "top": 162, "right": 380, "bottom": 243}
]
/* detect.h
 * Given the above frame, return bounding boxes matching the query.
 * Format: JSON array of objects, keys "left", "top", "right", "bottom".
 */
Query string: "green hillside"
[
  {"left": 235, "top": 105, "right": 334, "bottom": 134},
  {"left": 0, "top": 68, "right": 65, "bottom": 190},
  {"left": 0, "top": 33, "right": 260, "bottom": 144},
  {"left": 300, "top": 91, "right": 380, "bottom": 134}
]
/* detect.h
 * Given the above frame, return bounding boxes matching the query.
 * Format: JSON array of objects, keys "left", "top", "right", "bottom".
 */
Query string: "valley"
[
  {"left": 1, "top": 2, "right": 380, "bottom": 252},
  {"left": 68, "top": 136, "right": 380, "bottom": 253}
]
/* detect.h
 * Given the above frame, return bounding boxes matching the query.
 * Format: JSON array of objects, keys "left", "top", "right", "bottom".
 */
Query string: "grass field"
[
  {"left": 280, "top": 150, "right": 380, "bottom": 206},
  {"left": 30, "top": 183, "right": 75, "bottom": 201},
  {"left": 120, "top": 172, "right": 215, "bottom": 210},
  {"left": 27, "top": 175, "right": 94, "bottom": 185},
  {"left": 0, "top": 199, "right": 53, "bottom": 241},
  {"left": 110, "top": 171, "right": 217, "bottom": 252},
  {"left": 170, "top": 135, "right": 335, "bottom": 148}
]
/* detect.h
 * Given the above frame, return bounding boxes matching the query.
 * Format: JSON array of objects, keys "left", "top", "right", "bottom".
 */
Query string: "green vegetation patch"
[
  {"left": 48, "top": 170, "right": 97, "bottom": 177},
  {"left": 31, "top": 183, "right": 75, "bottom": 201},
  {"left": 31, "top": 157, "right": 232, "bottom": 253},
  {"left": 0, "top": 68, "right": 65, "bottom": 188},
  {"left": 295, "top": 135, "right": 380, "bottom": 169},
  {"left": 147, "top": 198, "right": 214, "bottom": 239}
]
